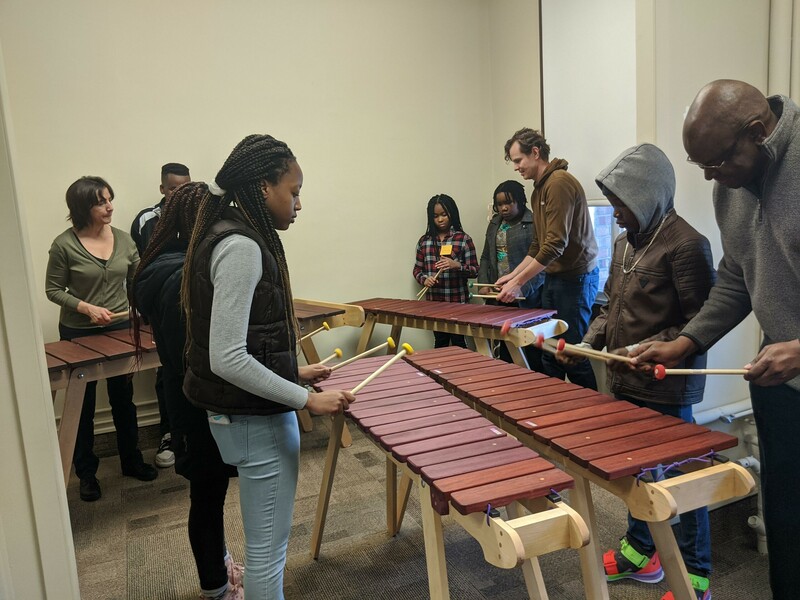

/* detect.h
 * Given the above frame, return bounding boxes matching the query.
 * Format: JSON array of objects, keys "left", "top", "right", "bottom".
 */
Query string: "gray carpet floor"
[{"left": 70, "top": 418, "right": 771, "bottom": 600}]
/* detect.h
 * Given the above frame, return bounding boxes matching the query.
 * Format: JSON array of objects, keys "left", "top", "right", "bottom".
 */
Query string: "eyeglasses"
[{"left": 685, "top": 120, "right": 756, "bottom": 170}]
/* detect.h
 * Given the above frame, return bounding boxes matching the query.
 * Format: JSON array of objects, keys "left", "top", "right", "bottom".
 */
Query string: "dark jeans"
[
  {"left": 59, "top": 322, "right": 144, "bottom": 479},
  {"left": 190, "top": 476, "right": 231, "bottom": 591},
  {"left": 540, "top": 268, "right": 599, "bottom": 389},
  {"left": 433, "top": 331, "right": 467, "bottom": 349},
  {"left": 155, "top": 368, "right": 170, "bottom": 437},
  {"left": 750, "top": 382, "right": 800, "bottom": 600},
  {"left": 617, "top": 395, "right": 711, "bottom": 576}
]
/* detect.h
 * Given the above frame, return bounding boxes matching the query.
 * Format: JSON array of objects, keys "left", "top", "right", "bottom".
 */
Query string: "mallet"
[
  {"left": 351, "top": 343, "right": 415, "bottom": 395},
  {"left": 300, "top": 321, "right": 330, "bottom": 342},
  {"left": 417, "top": 268, "right": 445, "bottom": 300},
  {"left": 319, "top": 348, "right": 343, "bottom": 365},
  {"left": 469, "top": 292, "right": 525, "bottom": 301},
  {"left": 534, "top": 335, "right": 634, "bottom": 364},
  {"left": 469, "top": 281, "right": 501, "bottom": 289},
  {"left": 109, "top": 309, "right": 131, "bottom": 320},
  {"left": 654, "top": 365, "right": 749, "bottom": 380},
  {"left": 331, "top": 337, "right": 397, "bottom": 371}
]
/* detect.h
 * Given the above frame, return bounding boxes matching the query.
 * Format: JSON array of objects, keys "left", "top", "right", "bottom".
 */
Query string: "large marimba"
[
  {"left": 45, "top": 326, "right": 160, "bottom": 485},
  {"left": 405, "top": 346, "right": 756, "bottom": 600},
  {"left": 310, "top": 355, "right": 592, "bottom": 600},
  {"left": 44, "top": 300, "right": 365, "bottom": 486},
  {"left": 352, "top": 298, "right": 565, "bottom": 368}
]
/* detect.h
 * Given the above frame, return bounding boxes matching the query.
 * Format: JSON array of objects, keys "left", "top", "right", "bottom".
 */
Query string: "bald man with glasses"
[{"left": 631, "top": 79, "right": 800, "bottom": 600}]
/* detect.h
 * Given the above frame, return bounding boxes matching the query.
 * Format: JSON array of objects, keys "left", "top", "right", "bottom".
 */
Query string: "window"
[{"left": 588, "top": 200, "right": 619, "bottom": 304}]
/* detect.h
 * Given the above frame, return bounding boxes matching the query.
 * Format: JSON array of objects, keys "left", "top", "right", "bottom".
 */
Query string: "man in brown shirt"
[{"left": 497, "top": 128, "right": 599, "bottom": 388}]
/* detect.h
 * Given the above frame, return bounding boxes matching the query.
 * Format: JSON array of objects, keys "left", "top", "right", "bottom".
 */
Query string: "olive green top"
[{"left": 45, "top": 227, "right": 139, "bottom": 329}]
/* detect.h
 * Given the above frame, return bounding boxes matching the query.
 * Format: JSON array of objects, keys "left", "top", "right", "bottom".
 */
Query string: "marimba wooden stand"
[
  {"left": 45, "top": 328, "right": 161, "bottom": 485},
  {"left": 294, "top": 298, "right": 366, "bottom": 446},
  {"left": 309, "top": 358, "right": 592, "bottom": 600},
  {"left": 407, "top": 347, "right": 757, "bottom": 600}
]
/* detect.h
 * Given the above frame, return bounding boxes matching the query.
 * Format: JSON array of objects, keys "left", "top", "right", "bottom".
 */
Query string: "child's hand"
[
  {"left": 298, "top": 363, "right": 331, "bottom": 384},
  {"left": 435, "top": 257, "right": 461, "bottom": 271},
  {"left": 424, "top": 276, "right": 438, "bottom": 288},
  {"left": 606, "top": 348, "right": 635, "bottom": 373}
]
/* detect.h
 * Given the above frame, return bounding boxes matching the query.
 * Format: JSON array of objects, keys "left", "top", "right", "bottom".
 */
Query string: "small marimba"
[
  {"left": 44, "top": 326, "right": 161, "bottom": 485},
  {"left": 310, "top": 355, "right": 592, "bottom": 600},
  {"left": 405, "top": 346, "right": 756, "bottom": 600},
  {"left": 351, "top": 297, "right": 565, "bottom": 368}
]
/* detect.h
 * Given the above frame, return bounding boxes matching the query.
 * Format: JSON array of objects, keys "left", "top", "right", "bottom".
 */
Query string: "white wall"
[
  {"left": 645, "top": 0, "right": 770, "bottom": 412},
  {"left": 541, "top": 0, "right": 637, "bottom": 199},
  {"left": 1, "top": 0, "right": 539, "bottom": 424}
]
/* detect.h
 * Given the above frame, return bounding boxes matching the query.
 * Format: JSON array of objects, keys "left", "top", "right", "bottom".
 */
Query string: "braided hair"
[
  {"left": 129, "top": 182, "right": 204, "bottom": 361},
  {"left": 424, "top": 194, "right": 464, "bottom": 238},
  {"left": 181, "top": 134, "right": 298, "bottom": 345},
  {"left": 492, "top": 180, "right": 528, "bottom": 215}
]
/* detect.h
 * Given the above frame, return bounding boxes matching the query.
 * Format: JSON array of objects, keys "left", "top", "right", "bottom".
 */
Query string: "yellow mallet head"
[
  {"left": 387, "top": 336, "right": 396, "bottom": 349},
  {"left": 401, "top": 343, "right": 414, "bottom": 355},
  {"left": 323, "top": 321, "right": 330, "bottom": 331},
  {"left": 334, "top": 348, "right": 342, "bottom": 358}
]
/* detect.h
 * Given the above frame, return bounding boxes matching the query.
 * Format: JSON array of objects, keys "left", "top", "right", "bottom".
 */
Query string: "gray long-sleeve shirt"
[
  {"left": 208, "top": 234, "right": 308, "bottom": 409},
  {"left": 681, "top": 95, "right": 800, "bottom": 391}
]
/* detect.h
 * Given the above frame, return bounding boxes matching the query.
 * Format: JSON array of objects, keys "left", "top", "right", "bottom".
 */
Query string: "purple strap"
[
  {"left": 486, "top": 503, "right": 492, "bottom": 526},
  {"left": 635, "top": 449, "right": 718, "bottom": 485}
]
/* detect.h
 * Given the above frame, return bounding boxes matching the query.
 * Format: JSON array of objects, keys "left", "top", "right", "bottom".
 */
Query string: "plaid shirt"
[{"left": 413, "top": 229, "right": 478, "bottom": 302}]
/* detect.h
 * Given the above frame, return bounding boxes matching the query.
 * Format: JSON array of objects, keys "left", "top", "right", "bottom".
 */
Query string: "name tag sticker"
[{"left": 439, "top": 244, "right": 453, "bottom": 256}]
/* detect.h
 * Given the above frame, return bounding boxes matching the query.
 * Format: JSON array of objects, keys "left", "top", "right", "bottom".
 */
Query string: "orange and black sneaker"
[{"left": 603, "top": 538, "right": 664, "bottom": 583}]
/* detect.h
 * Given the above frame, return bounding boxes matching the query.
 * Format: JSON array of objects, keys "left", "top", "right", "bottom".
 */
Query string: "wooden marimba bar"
[
  {"left": 405, "top": 346, "right": 756, "bottom": 600},
  {"left": 351, "top": 298, "right": 566, "bottom": 368},
  {"left": 44, "top": 326, "right": 161, "bottom": 486},
  {"left": 294, "top": 299, "right": 365, "bottom": 444},
  {"left": 311, "top": 355, "right": 591, "bottom": 600}
]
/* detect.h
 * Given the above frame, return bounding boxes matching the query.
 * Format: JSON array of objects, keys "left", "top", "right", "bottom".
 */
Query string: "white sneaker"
[{"left": 155, "top": 433, "right": 175, "bottom": 468}]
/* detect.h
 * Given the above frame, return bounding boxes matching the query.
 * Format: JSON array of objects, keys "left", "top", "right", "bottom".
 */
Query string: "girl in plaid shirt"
[{"left": 413, "top": 194, "right": 478, "bottom": 348}]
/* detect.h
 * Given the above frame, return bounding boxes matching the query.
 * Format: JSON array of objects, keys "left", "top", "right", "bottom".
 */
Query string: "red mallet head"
[
  {"left": 500, "top": 320, "right": 511, "bottom": 336},
  {"left": 654, "top": 364, "right": 667, "bottom": 380},
  {"left": 556, "top": 338, "right": 566, "bottom": 352},
  {"left": 534, "top": 333, "right": 544, "bottom": 348}
]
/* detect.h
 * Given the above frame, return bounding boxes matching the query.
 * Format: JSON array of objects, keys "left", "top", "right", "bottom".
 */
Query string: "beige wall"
[{"left": 1, "top": 0, "right": 545, "bottom": 428}]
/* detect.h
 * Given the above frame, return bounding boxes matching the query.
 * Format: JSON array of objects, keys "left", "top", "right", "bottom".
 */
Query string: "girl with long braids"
[
  {"left": 131, "top": 187, "right": 242, "bottom": 600},
  {"left": 180, "top": 134, "right": 353, "bottom": 600},
  {"left": 412, "top": 193, "right": 478, "bottom": 348}
]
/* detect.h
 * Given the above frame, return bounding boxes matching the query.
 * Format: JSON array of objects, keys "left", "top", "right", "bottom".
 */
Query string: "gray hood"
[{"left": 595, "top": 143, "right": 675, "bottom": 235}]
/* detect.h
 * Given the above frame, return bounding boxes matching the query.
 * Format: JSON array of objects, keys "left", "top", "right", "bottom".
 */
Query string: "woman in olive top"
[{"left": 46, "top": 176, "right": 157, "bottom": 502}]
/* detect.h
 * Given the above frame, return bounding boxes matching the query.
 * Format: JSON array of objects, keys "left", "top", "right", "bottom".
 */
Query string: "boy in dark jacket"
[{"left": 561, "top": 143, "right": 716, "bottom": 600}]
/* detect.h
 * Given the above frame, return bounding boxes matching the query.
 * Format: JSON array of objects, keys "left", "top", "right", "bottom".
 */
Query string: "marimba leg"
[
  {"left": 506, "top": 501, "right": 549, "bottom": 600},
  {"left": 388, "top": 325, "right": 402, "bottom": 354},
  {"left": 569, "top": 478, "right": 611, "bottom": 600},
  {"left": 472, "top": 336, "right": 494, "bottom": 358},
  {"left": 419, "top": 481, "right": 451, "bottom": 600},
  {"left": 58, "top": 369, "right": 89, "bottom": 486},
  {"left": 395, "top": 472, "right": 413, "bottom": 533},
  {"left": 356, "top": 315, "right": 377, "bottom": 354},
  {"left": 504, "top": 342, "right": 531, "bottom": 369},
  {"left": 297, "top": 409, "right": 313, "bottom": 432},
  {"left": 386, "top": 459, "right": 398, "bottom": 536},
  {"left": 648, "top": 520, "right": 694, "bottom": 600},
  {"left": 311, "top": 413, "right": 346, "bottom": 559}
]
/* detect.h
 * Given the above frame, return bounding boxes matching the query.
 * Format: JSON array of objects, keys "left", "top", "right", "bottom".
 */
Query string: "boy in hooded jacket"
[{"left": 560, "top": 144, "right": 716, "bottom": 600}]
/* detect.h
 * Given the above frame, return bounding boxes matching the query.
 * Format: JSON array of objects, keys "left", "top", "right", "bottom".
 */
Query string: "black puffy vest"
[{"left": 183, "top": 208, "right": 298, "bottom": 415}]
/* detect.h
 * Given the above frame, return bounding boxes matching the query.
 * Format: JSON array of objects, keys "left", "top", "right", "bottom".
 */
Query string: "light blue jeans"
[{"left": 208, "top": 412, "right": 300, "bottom": 600}]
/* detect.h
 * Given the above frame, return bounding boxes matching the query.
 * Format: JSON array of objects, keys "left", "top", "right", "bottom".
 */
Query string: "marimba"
[
  {"left": 294, "top": 299, "right": 365, "bottom": 444},
  {"left": 405, "top": 346, "right": 756, "bottom": 600},
  {"left": 352, "top": 298, "right": 566, "bottom": 368},
  {"left": 44, "top": 326, "right": 161, "bottom": 485},
  {"left": 311, "top": 355, "right": 591, "bottom": 600}
]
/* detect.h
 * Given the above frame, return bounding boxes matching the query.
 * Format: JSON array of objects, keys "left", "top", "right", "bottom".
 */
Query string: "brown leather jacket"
[{"left": 585, "top": 209, "right": 715, "bottom": 405}]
